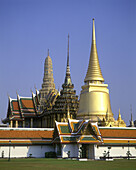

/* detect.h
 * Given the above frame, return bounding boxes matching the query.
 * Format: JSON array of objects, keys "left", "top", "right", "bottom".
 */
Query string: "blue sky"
[{"left": 0, "top": 0, "right": 136, "bottom": 125}]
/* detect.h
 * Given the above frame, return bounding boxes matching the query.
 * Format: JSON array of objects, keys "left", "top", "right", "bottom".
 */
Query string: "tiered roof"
[
  {"left": 39, "top": 50, "right": 56, "bottom": 108},
  {"left": 53, "top": 119, "right": 136, "bottom": 145},
  {"left": 3, "top": 91, "right": 40, "bottom": 123},
  {"left": 53, "top": 119, "right": 102, "bottom": 144},
  {"left": 52, "top": 35, "right": 79, "bottom": 119}
]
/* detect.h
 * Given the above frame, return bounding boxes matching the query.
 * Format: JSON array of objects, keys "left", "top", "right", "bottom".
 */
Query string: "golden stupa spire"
[{"left": 84, "top": 19, "right": 104, "bottom": 83}]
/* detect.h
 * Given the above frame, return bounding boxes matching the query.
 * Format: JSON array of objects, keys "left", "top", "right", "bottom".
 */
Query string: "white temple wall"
[
  {"left": 94, "top": 145, "right": 136, "bottom": 159},
  {"left": 61, "top": 144, "right": 78, "bottom": 158},
  {"left": 0, "top": 145, "right": 54, "bottom": 158}
]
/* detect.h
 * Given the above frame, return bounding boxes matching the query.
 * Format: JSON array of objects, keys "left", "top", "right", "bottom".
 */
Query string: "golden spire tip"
[{"left": 48, "top": 49, "right": 49, "bottom": 56}]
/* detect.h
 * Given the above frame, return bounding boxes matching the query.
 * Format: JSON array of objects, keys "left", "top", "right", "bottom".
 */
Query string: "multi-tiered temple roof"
[
  {"left": 52, "top": 35, "right": 79, "bottom": 123},
  {"left": 2, "top": 91, "right": 40, "bottom": 127}
]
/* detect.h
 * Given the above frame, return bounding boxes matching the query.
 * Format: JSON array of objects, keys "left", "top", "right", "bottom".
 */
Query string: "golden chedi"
[{"left": 77, "top": 19, "right": 126, "bottom": 127}]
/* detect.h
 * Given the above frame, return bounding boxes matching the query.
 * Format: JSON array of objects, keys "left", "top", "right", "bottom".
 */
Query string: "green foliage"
[{"left": 45, "top": 152, "right": 56, "bottom": 158}]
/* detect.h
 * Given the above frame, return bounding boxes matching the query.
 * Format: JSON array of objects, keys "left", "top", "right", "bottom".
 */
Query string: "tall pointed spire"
[
  {"left": 48, "top": 49, "right": 49, "bottom": 56},
  {"left": 64, "top": 34, "right": 72, "bottom": 85},
  {"left": 39, "top": 49, "right": 56, "bottom": 107},
  {"left": 84, "top": 19, "right": 104, "bottom": 83}
]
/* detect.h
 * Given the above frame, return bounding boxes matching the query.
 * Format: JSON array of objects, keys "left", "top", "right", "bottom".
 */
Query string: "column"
[
  {"left": 30, "top": 118, "right": 33, "bottom": 128},
  {"left": 53, "top": 114, "right": 56, "bottom": 128},
  {"left": 15, "top": 120, "right": 18, "bottom": 128},
  {"left": 10, "top": 120, "right": 13, "bottom": 128},
  {"left": 23, "top": 120, "right": 25, "bottom": 128}
]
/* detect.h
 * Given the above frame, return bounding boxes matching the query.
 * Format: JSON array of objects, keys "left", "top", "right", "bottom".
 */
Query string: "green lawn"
[{"left": 0, "top": 158, "right": 136, "bottom": 170}]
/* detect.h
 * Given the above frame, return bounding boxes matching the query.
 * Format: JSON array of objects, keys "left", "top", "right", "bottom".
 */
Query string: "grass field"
[{"left": 0, "top": 158, "right": 136, "bottom": 170}]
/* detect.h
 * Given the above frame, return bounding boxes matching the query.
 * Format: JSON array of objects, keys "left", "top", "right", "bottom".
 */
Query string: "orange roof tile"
[
  {"left": 0, "top": 130, "right": 53, "bottom": 139},
  {"left": 12, "top": 101, "right": 19, "bottom": 111},
  {"left": 21, "top": 99, "right": 34, "bottom": 109},
  {"left": 100, "top": 128, "right": 136, "bottom": 138}
]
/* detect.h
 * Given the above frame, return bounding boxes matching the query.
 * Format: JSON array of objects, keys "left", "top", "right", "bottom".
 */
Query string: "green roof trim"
[
  {"left": 78, "top": 124, "right": 86, "bottom": 134},
  {"left": 81, "top": 137, "right": 96, "bottom": 141},
  {"left": 60, "top": 125, "right": 70, "bottom": 134},
  {"left": 92, "top": 126, "right": 98, "bottom": 135},
  {"left": 62, "top": 137, "right": 77, "bottom": 142},
  {"left": 73, "top": 122, "right": 80, "bottom": 131}
]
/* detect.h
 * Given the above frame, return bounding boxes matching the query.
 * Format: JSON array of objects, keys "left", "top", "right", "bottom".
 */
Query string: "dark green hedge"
[{"left": 45, "top": 152, "right": 57, "bottom": 158}]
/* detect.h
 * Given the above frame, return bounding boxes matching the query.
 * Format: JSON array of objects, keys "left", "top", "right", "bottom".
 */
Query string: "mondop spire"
[
  {"left": 64, "top": 34, "right": 72, "bottom": 85},
  {"left": 84, "top": 19, "right": 104, "bottom": 83}
]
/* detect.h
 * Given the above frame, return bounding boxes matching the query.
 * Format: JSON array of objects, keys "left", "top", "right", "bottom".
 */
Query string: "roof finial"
[
  {"left": 118, "top": 108, "right": 121, "bottom": 121},
  {"left": 16, "top": 90, "right": 18, "bottom": 96},
  {"left": 30, "top": 88, "right": 33, "bottom": 94},
  {"left": 48, "top": 49, "right": 49, "bottom": 56},
  {"left": 34, "top": 85, "right": 37, "bottom": 91},
  {"left": 7, "top": 93, "right": 10, "bottom": 98}
]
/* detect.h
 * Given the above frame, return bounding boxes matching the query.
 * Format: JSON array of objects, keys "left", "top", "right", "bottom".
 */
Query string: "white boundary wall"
[
  {"left": 94, "top": 145, "right": 136, "bottom": 159},
  {"left": 0, "top": 145, "right": 54, "bottom": 158},
  {"left": 62, "top": 144, "right": 78, "bottom": 158}
]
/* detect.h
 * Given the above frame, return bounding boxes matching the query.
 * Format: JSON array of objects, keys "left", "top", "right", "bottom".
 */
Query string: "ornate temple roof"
[
  {"left": 52, "top": 35, "right": 79, "bottom": 120},
  {"left": 84, "top": 19, "right": 104, "bottom": 83},
  {"left": 2, "top": 91, "right": 40, "bottom": 123},
  {"left": 53, "top": 119, "right": 103, "bottom": 144},
  {"left": 53, "top": 118, "right": 136, "bottom": 145}
]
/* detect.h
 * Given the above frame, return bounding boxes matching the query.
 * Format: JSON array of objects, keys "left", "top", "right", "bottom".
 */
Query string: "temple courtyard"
[{"left": 0, "top": 158, "right": 136, "bottom": 170}]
